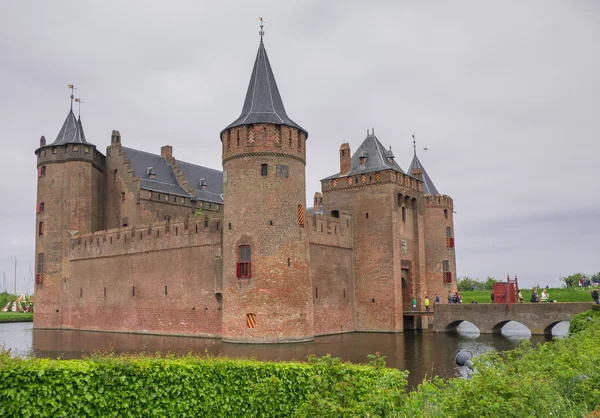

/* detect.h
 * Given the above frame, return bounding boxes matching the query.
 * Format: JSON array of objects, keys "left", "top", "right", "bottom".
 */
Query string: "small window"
[
  {"left": 343, "top": 288, "right": 346, "bottom": 298},
  {"left": 365, "top": 213, "right": 369, "bottom": 219},
  {"left": 444, "top": 209, "right": 448, "bottom": 219},
  {"left": 104, "top": 287, "right": 106, "bottom": 298},
  {"left": 132, "top": 286, "right": 135, "bottom": 296},
  {"left": 38, "top": 221, "right": 44, "bottom": 236},
  {"left": 80, "top": 288, "right": 83, "bottom": 298},
  {"left": 113, "top": 169, "right": 117, "bottom": 184},
  {"left": 331, "top": 210, "right": 339, "bottom": 218},
  {"left": 73, "top": 145, "right": 79, "bottom": 152},
  {"left": 402, "top": 207, "right": 406, "bottom": 222},
  {"left": 84, "top": 146, "right": 89, "bottom": 153},
  {"left": 37, "top": 253, "right": 44, "bottom": 274},
  {"left": 38, "top": 202, "right": 45, "bottom": 213},
  {"left": 287, "top": 258, "right": 291, "bottom": 267},
  {"left": 263, "top": 127, "right": 267, "bottom": 143},
  {"left": 276, "top": 164, "right": 289, "bottom": 178},
  {"left": 121, "top": 192, "right": 125, "bottom": 201},
  {"left": 165, "top": 285, "right": 168, "bottom": 295},
  {"left": 315, "top": 287, "right": 318, "bottom": 298},
  {"left": 261, "top": 164, "right": 268, "bottom": 176},
  {"left": 228, "top": 223, "right": 232, "bottom": 229},
  {"left": 446, "top": 227, "right": 452, "bottom": 238},
  {"left": 236, "top": 133, "right": 240, "bottom": 147},
  {"left": 443, "top": 260, "right": 452, "bottom": 283},
  {"left": 236, "top": 245, "right": 251, "bottom": 278}
]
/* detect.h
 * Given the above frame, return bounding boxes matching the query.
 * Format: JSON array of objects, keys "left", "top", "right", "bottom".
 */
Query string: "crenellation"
[{"left": 307, "top": 211, "right": 353, "bottom": 249}]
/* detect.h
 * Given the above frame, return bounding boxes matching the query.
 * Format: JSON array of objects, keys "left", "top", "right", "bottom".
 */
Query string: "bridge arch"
[
  {"left": 492, "top": 320, "right": 531, "bottom": 336},
  {"left": 543, "top": 321, "right": 569, "bottom": 336},
  {"left": 446, "top": 320, "right": 480, "bottom": 334}
]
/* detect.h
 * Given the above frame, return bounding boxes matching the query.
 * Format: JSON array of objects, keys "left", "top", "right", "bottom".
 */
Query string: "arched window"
[
  {"left": 446, "top": 227, "right": 454, "bottom": 248},
  {"left": 38, "top": 221, "right": 44, "bottom": 236},
  {"left": 113, "top": 169, "right": 118, "bottom": 184},
  {"left": 236, "top": 245, "right": 251, "bottom": 278},
  {"left": 443, "top": 260, "right": 451, "bottom": 283},
  {"left": 444, "top": 209, "right": 448, "bottom": 219},
  {"left": 401, "top": 206, "right": 406, "bottom": 223}
]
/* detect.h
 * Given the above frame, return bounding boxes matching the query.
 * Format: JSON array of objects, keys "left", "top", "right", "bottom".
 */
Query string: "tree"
[
  {"left": 484, "top": 277, "right": 498, "bottom": 290},
  {"left": 559, "top": 273, "right": 588, "bottom": 288}
]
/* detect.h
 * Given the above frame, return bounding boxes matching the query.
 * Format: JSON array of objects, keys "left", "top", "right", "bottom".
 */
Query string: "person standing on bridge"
[
  {"left": 448, "top": 291, "right": 453, "bottom": 304},
  {"left": 424, "top": 296, "right": 431, "bottom": 312},
  {"left": 435, "top": 294, "right": 440, "bottom": 305},
  {"left": 412, "top": 297, "right": 417, "bottom": 311},
  {"left": 490, "top": 291, "right": 495, "bottom": 303}
]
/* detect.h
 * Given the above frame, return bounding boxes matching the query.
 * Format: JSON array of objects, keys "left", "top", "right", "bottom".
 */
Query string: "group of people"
[{"left": 448, "top": 291, "right": 463, "bottom": 304}]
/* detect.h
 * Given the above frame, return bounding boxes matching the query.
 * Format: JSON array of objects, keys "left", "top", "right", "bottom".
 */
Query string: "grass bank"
[
  {"left": 0, "top": 312, "right": 33, "bottom": 323},
  {"left": 456, "top": 287, "right": 596, "bottom": 304},
  {"left": 1, "top": 309, "right": 599, "bottom": 417}
]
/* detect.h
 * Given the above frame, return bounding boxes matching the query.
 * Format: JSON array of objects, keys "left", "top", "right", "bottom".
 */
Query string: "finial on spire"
[
  {"left": 68, "top": 84, "right": 76, "bottom": 111},
  {"left": 258, "top": 17, "right": 265, "bottom": 41},
  {"left": 74, "top": 98, "right": 85, "bottom": 119},
  {"left": 412, "top": 133, "right": 416, "bottom": 156}
]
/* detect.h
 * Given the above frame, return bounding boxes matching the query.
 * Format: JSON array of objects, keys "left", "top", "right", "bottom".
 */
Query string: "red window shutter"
[
  {"left": 37, "top": 167, "right": 42, "bottom": 178},
  {"left": 36, "top": 203, "right": 40, "bottom": 214},
  {"left": 236, "top": 263, "right": 240, "bottom": 278},
  {"left": 450, "top": 238, "right": 455, "bottom": 248}
]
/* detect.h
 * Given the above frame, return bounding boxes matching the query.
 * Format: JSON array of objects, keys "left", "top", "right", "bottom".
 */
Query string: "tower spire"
[
  {"left": 259, "top": 17, "right": 265, "bottom": 42},
  {"left": 75, "top": 98, "right": 85, "bottom": 119},
  {"left": 68, "top": 84, "right": 76, "bottom": 111}
]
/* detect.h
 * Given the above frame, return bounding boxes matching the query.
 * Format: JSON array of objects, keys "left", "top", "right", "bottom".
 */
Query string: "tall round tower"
[
  {"left": 34, "top": 96, "right": 105, "bottom": 329},
  {"left": 221, "top": 34, "right": 314, "bottom": 343}
]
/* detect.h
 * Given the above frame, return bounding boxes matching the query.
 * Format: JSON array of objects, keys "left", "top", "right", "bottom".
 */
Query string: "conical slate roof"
[
  {"left": 408, "top": 154, "right": 440, "bottom": 195},
  {"left": 50, "top": 109, "right": 93, "bottom": 146},
  {"left": 322, "top": 132, "right": 404, "bottom": 180},
  {"left": 224, "top": 40, "right": 307, "bottom": 137}
]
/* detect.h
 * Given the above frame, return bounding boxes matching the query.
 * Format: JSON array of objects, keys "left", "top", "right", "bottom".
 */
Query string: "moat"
[{"left": 1, "top": 322, "right": 567, "bottom": 387}]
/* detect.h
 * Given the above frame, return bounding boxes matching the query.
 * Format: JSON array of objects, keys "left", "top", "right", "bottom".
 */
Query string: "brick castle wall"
[{"left": 63, "top": 217, "right": 222, "bottom": 336}]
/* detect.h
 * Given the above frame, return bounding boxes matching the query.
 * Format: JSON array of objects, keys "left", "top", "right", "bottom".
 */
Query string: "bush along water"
[{"left": 1, "top": 311, "right": 599, "bottom": 417}]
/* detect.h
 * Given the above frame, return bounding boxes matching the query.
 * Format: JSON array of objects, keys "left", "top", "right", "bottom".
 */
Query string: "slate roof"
[
  {"left": 50, "top": 110, "right": 93, "bottom": 146},
  {"left": 122, "top": 147, "right": 223, "bottom": 204},
  {"left": 223, "top": 40, "right": 307, "bottom": 137},
  {"left": 407, "top": 154, "right": 440, "bottom": 195},
  {"left": 322, "top": 132, "right": 405, "bottom": 180}
]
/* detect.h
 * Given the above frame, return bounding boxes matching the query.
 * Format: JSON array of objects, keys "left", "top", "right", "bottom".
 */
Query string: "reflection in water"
[{"left": 0, "top": 321, "right": 567, "bottom": 388}]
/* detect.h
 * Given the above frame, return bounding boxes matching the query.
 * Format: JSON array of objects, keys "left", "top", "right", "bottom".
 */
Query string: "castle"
[{"left": 33, "top": 34, "right": 457, "bottom": 343}]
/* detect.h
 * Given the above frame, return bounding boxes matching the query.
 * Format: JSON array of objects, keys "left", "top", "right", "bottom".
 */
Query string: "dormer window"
[
  {"left": 52, "top": 147, "right": 57, "bottom": 154},
  {"left": 199, "top": 178, "right": 207, "bottom": 190},
  {"left": 359, "top": 151, "right": 368, "bottom": 165},
  {"left": 147, "top": 167, "right": 156, "bottom": 180},
  {"left": 73, "top": 145, "right": 79, "bottom": 152},
  {"left": 84, "top": 146, "right": 89, "bottom": 153}
]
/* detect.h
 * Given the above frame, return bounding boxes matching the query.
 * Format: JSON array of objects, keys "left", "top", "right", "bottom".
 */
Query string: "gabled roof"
[
  {"left": 224, "top": 40, "right": 307, "bottom": 137},
  {"left": 407, "top": 154, "right": 440, "bottom": 195},
  {"left": 50, "top": 110, "right": 93, "bottom": 146},
  {"left": 122, "top": 147, "right": 223, "bottom": 204},
  {"left": 322, "top": 132, "right": 404, "bottom": 180}
]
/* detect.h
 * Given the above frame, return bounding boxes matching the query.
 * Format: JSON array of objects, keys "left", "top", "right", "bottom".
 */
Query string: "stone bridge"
[{"left": 432, "top": 302, "right": 593, "bottom": 335}]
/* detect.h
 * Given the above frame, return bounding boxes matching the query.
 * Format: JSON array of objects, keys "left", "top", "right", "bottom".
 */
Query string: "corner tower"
[
  {"left": 221, "top": 33, "right": 314, "bottom": 342},
  {"left": 408, "top": 148, "right": 457, "bottom": 301},
  {"left": 34, "top": 94, "right": 105, "bottom": 329}
]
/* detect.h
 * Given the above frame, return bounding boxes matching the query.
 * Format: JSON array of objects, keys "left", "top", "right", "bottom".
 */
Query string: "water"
[{"left": 0, "top": 321, "right": 568, "bottom": 387}]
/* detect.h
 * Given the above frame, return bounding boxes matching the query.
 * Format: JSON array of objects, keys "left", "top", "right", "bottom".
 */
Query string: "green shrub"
[{"left": 0, "top": 351, "right": 405, "bottom": 417}]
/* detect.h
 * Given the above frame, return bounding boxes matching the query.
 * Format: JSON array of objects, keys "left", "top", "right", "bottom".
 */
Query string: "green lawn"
[
  {"left": 0, "top": 312, "right": 33, "bottom": 323},
  {"left": 457, "top": 287, "right": 597, "bottom": 304}
]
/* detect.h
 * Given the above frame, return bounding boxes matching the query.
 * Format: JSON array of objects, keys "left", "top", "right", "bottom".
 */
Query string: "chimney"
[
  {"left": 111, "top": 130, "right": 121, "bottom": 145},
  {"left": 39, "top": 135, "right": 46, "bottom": 147},
  {"left": 161, "top": 145, "right": 173, "bottom": 159},
  {"left": 340, "top": 143, "right": 351, "bottom": 175}
]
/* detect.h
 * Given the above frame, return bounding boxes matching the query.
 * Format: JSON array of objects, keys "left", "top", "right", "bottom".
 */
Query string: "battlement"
[
  {"left": 307, "top": 211, "right": 353, "bottom": 249},
  {"left": 69, "top": 215, "right": 222, "bottom": 260},
  {"left": 322, "top": 169, "right": 423, "bottom": 194},
  {"left": 423, "top": 194, "right": 453, "bottom": 208},
  {"left": 221, "top": 123, "right": 307, "bottom": 165},
  {"left": 36, "top": 143, "right": 106, "bottom": 172}
]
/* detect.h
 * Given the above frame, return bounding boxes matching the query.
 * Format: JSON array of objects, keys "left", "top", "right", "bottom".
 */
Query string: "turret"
[
  {"left": 220, "top": 30, "right": 314, "bottom": 343},
  {"left": 33, "top": 94, "right": 105, "bottom": 329}
]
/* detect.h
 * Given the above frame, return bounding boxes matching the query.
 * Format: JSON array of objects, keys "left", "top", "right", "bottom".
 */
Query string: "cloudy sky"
[{"left": 0, "top": 1, "right": 598, "bottom": 292}]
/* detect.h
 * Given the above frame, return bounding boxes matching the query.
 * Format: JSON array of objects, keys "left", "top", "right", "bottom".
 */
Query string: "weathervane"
[
  {"left": 259, "top": 17, "right": 265, "bottom": 41},
  {"left": 74, "top": 98, "right": 85, "bottom": 118},
  {"left": 68, "top": 84, "right": 77, "bottom": 111},
  {"left": 412, "top": 133, "right": 416, "bottom": 156}
]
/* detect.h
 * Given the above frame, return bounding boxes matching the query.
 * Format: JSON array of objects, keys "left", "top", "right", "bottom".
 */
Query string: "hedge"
[{"left": 0, "top": 352, "right": 406, "bottom": 417}]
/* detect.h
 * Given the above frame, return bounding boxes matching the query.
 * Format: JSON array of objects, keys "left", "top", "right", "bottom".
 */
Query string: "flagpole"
[{"left": 14, "top": 258, "right": 17, "bottom": 295}]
